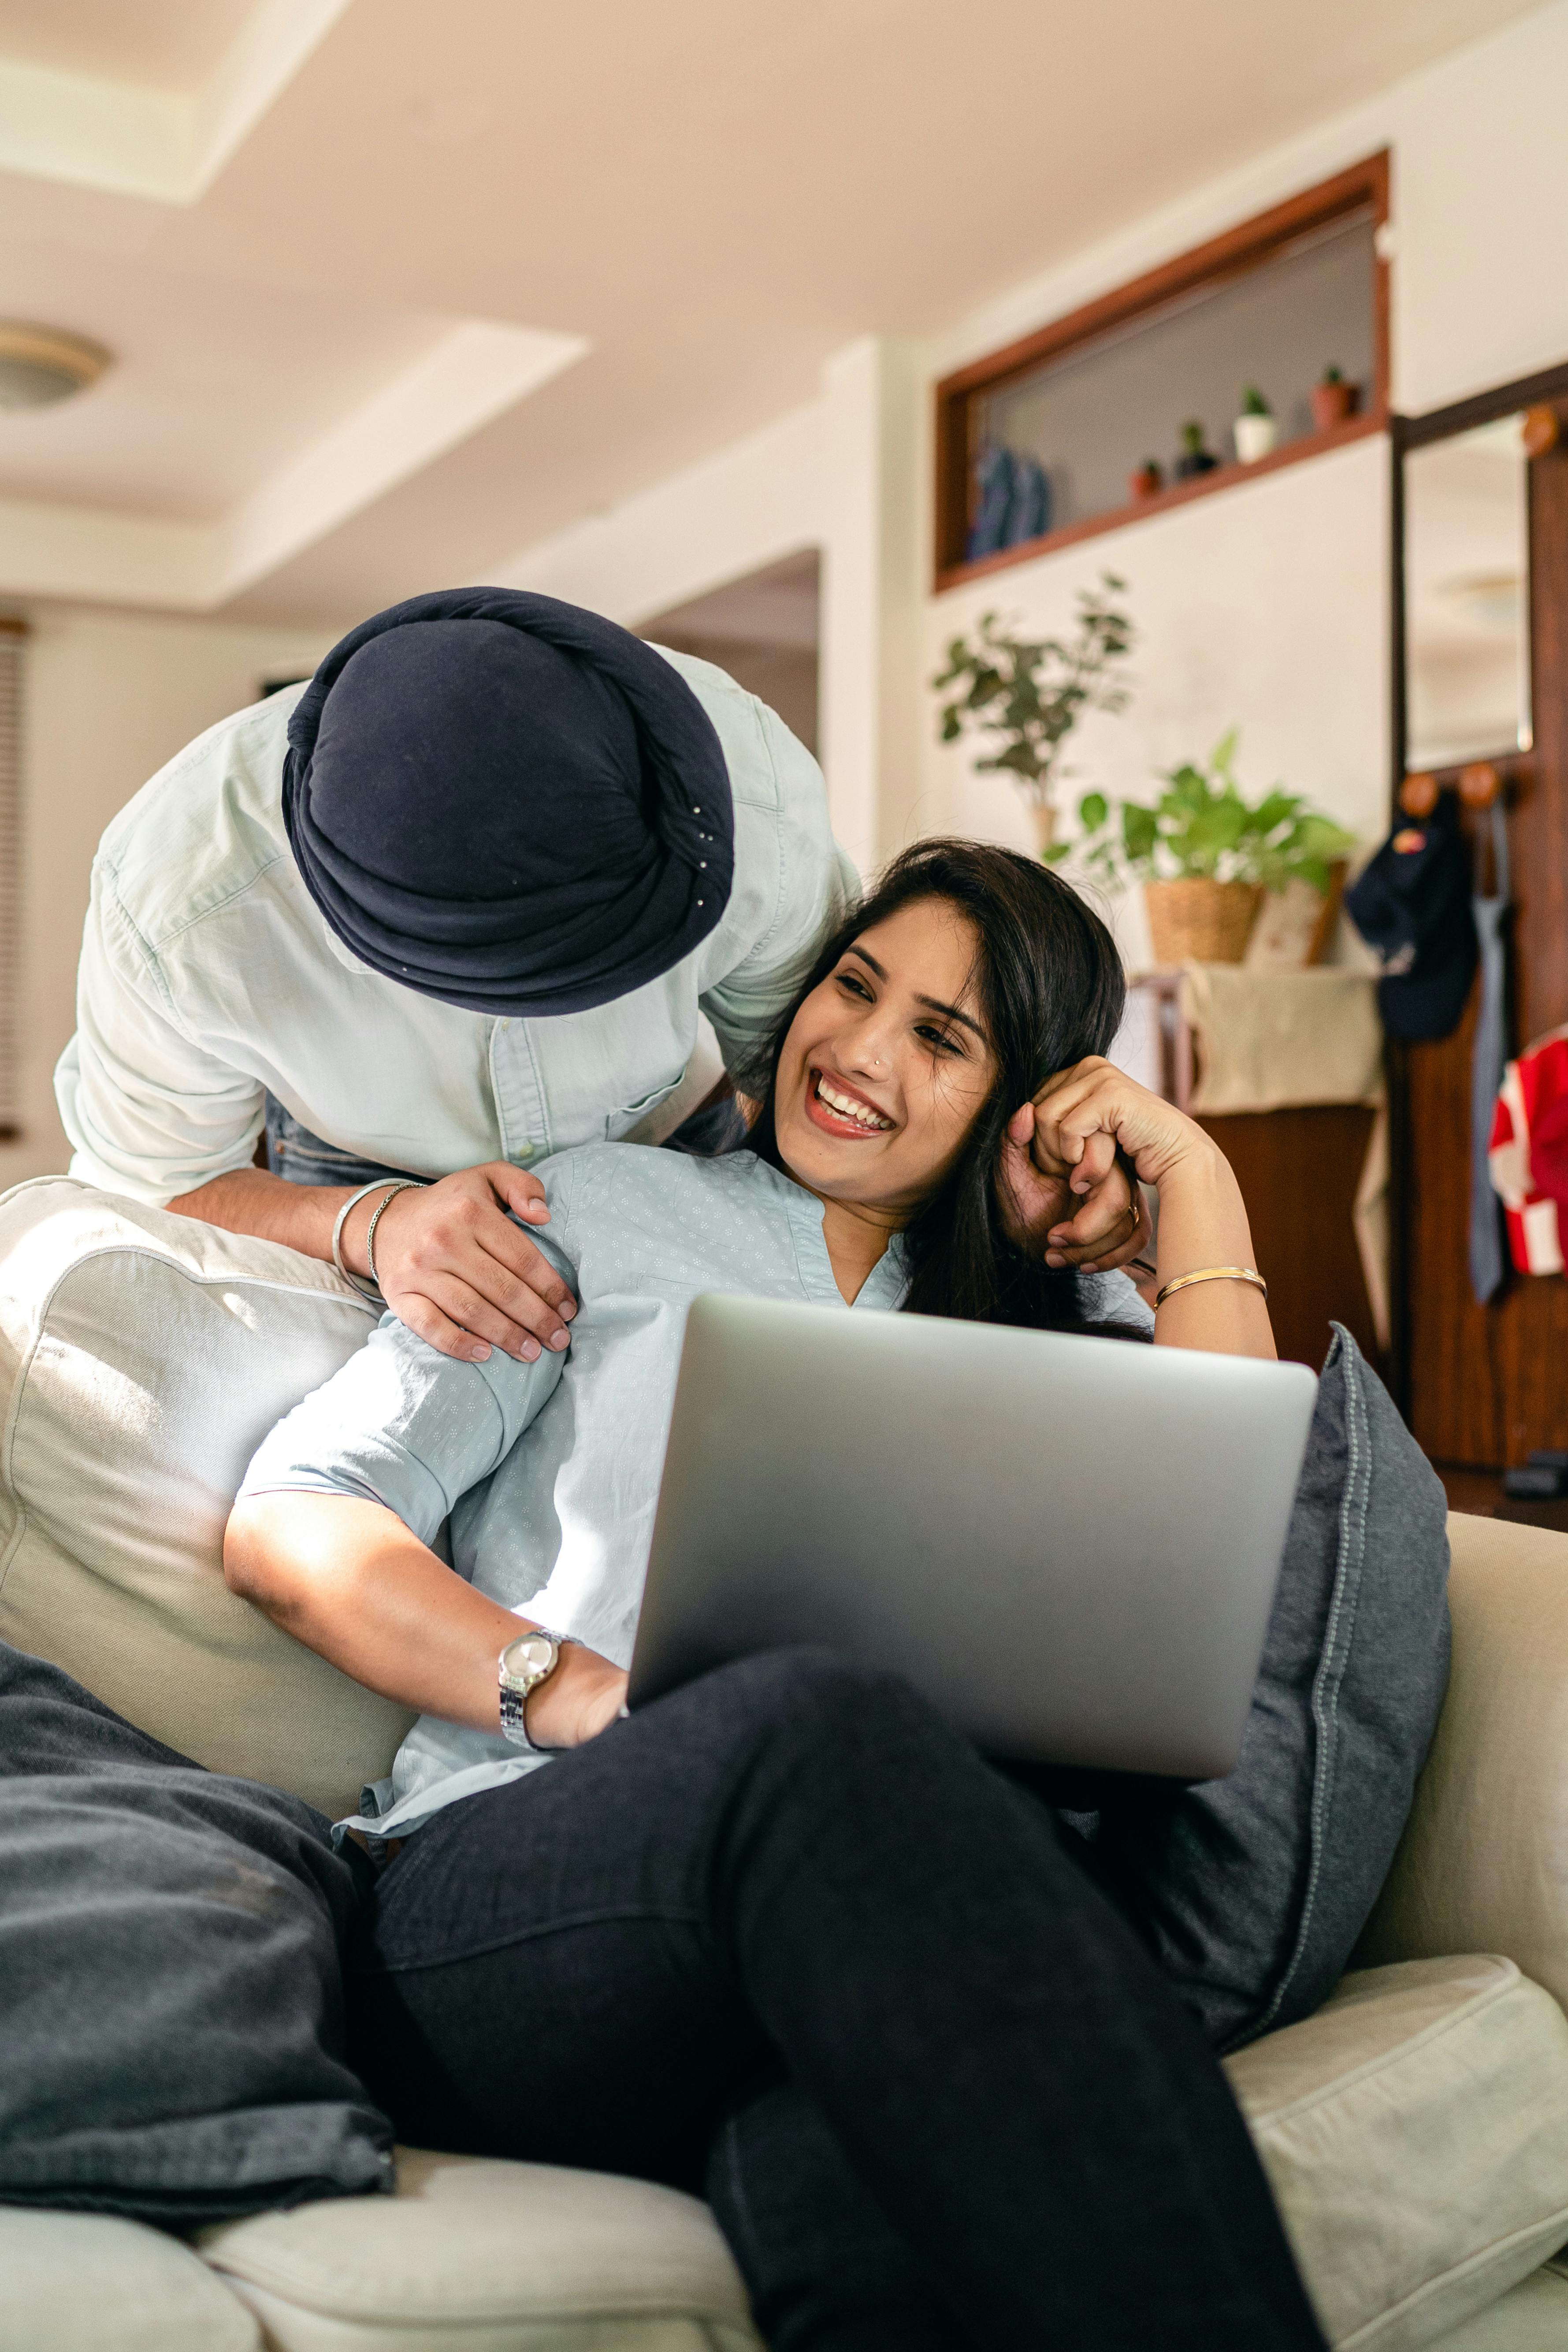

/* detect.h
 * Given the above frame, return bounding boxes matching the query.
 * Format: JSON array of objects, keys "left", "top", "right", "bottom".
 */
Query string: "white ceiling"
[
  {"left": 0, "top": 0, "right": 1548, "bottom": 626},
  {"left": 0, "top": 0, "right": 256, "bottom": 90}
]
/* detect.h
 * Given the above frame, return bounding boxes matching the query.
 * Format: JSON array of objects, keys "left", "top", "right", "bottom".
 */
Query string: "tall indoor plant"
[
  {"left": 931, "top": 574, "right": 1134, "bottom": 857},
  {"left": 1071, "top": 730, "right": 1357, "bottom": 964}
]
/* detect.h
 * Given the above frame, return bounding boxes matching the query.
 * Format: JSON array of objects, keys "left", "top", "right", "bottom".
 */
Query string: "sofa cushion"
[
  {"left": 0, "top": 2207, "right": 261, "bottom": 2352},
  {"left": 201, "top": 2146, "right": 765, "bottom": 2351},
  {"left": 191, "top": 1957, "right": 1568, "bottom": 2352},
  {"left": 1094, "top": 1325, "right": 1452, "bottom": 2050},
  {"left": 1423, "top": 2266, "right": 1568, "bottom": 2350},
  {"left": 1360, "top": 1513, "right": 1568, "bottom": 2019},
  {"left": 0, "top": 1643, "right": 394, "bottom": 2227},
  {"left": 0, "top": 1178, "right": 411, "bottom": 1818},
  {"left": 1225, "top": 1954, "right": 1568, "bottom": 2350}
]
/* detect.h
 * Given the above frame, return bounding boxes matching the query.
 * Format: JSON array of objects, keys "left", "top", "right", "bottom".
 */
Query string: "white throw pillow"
[
  {"left": 1227, "top": 1953, "right": 1568, "bottom": 2349},
  {"left": 0, "top": 1178, "right": 412, "bottom": 1818}
]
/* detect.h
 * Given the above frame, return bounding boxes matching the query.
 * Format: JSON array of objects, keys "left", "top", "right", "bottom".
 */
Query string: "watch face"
[{"left": 501, "top": 1632, "right": 555, "bottom": 1683}]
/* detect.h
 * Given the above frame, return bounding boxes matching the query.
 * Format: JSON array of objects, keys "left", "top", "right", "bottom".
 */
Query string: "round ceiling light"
[{"left": 0, "top": 322, "right": 111, "bottom": 413}]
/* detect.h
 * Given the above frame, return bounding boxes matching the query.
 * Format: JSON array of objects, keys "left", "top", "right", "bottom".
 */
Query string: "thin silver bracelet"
[
  {"left": 331, "top": 1180, "right": 395, "bottom": 1300},
  {"left": 364, "top": 1179, "right": 427, "bottom": 1292}
]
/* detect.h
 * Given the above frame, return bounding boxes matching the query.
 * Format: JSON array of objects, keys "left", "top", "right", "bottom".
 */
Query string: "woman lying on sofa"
[{"left": 225, "top": 837, "right": 1449, "bottom": 2352}]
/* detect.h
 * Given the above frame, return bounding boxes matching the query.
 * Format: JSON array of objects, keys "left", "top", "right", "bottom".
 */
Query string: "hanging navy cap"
[
  {"left": 282, "top": 589, "right": 734, "bottom": 1018},
  {"left": 1343, "top": 791, "right": 1477, "bottom": 1041}
]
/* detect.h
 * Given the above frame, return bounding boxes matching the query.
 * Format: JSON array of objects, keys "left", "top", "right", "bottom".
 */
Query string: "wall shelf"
[{"left": 934, "top": 152, "right": 1390, "bottom": 595}]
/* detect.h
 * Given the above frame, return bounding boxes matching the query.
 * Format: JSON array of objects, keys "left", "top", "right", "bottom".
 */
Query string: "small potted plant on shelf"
[
  {"left": 1066, "top": 730, "right": 1358, "bottom": 966},
  {"left": 1233, "top": 386, "right": 1278, "bottom": 464},
  {"left": 1311, "top": 365, "right": 1360, "bottom": 433},
  {"left": 1173, "top": 420, "right": 1219, "bottom": 479},
  {"left": 1129, "top": 457, "right": 1163, "bottom": 500},
  {"left": 932, "top": 574, "right": 1134, "bottom": 858}
]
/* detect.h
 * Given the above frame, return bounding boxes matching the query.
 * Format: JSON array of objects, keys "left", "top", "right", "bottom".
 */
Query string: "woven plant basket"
[{"left": 1144, "top": 878, "right": 1261, "bottom": 966}]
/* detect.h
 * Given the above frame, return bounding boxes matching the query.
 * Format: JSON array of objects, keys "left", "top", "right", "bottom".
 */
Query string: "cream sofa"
[{"left": 2, "top": 1179, "right": 1568, "bottom": 2352}]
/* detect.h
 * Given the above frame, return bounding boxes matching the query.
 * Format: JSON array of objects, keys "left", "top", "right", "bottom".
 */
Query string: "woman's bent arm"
[
  {"left": 223, "top": 1492, "right": 626, "bottom": 1747},
  {"left": 1144, "top": 1138, "right": 1274, "bottom": 1359},
  {"left": 1019, "top": 1059, "right": 1275, "bottom": 1360}
]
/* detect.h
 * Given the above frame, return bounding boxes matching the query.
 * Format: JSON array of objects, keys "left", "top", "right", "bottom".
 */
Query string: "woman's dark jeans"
[{"left": 347, "top": 1650, "right": 1326, "bottom": 2352}]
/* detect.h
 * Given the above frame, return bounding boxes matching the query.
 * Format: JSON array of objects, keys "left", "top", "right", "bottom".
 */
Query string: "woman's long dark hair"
[{"left": 740, "top": 837, "right": 1141, "bottom": 1336}]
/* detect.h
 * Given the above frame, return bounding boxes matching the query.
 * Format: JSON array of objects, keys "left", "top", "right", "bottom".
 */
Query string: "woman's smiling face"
[{"left": 773, "top": 896, "right": 999, "bottom": 1217}]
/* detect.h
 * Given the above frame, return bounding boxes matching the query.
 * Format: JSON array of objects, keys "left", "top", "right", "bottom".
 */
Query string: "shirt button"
[{"left": 515, "top": 1141, "right": 535, "bottom": 1160}]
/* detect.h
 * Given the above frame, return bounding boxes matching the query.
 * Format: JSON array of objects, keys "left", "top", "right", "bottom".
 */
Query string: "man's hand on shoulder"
[{"left": 349, "top": 1163, "right": 578, "bottom": 1364}]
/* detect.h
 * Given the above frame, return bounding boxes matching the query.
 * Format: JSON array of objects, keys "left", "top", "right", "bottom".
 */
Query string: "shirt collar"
[{"left": 775, "top": 1167, "right": 910, "bottom": 1311}]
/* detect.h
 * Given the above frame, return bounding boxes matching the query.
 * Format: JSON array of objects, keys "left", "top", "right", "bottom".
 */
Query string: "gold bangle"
[{"left": 1154, "top": 1266, "right": 1268, "bottom": 1310}]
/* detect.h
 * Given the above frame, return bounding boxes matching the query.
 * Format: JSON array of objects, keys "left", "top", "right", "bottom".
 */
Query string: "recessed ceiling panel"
[
  {"left": 0, "top": 0, "right": 254, "bottom": 90},
  {"left": 0, "top": 243, "right": 445, "bottom": 516}
]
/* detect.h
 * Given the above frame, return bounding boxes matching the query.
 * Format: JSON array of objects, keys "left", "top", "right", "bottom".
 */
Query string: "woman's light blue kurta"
[{"left": 239, "top": 1143, "right": 1149, "bottom": 1838}]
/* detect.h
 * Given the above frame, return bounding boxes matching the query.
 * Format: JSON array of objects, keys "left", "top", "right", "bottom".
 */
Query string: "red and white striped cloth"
[{"left": 1488, "top": 1025, "right": 1568, "bottom": 1276}]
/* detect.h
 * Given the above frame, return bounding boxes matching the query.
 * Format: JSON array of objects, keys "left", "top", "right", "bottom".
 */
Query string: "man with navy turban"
[{"left": 59, "top": 591, "right": 1142, "bottom": 1358}]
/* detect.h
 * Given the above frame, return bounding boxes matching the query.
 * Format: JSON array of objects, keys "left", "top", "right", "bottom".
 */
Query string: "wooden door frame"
[{"left": 1388, "top": 357, "right": 1568, "bottom": 1415}]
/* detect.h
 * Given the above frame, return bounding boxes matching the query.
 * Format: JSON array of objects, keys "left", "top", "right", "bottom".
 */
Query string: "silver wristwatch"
[{"left": 498, "top": 1629, "right": 568, "bottom": 1750}]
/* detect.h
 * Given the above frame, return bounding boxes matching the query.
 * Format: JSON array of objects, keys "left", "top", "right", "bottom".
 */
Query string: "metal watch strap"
[{"left": 498, "top": 1678, "right": 539, "bottom": 1750}]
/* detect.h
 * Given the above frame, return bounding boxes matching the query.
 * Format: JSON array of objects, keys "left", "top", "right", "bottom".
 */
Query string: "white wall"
[
  {"left": 495, "top": 402, "right": 827, "bottom": 634},
  {"left": 4, "top": 605, "right": 335, "bottom": 1190},
  {"left": 484, "top": 3, "right": 1568, "bottom": 903},
  {"left": 1393, "top": 0, "right": 1568, "bottom": 414},
  {"left": 921, "top": 439, "right": 1390, "bottom": 968},
  {"left": 916, "top": 0, "right": 1568, "bottom": 957}
]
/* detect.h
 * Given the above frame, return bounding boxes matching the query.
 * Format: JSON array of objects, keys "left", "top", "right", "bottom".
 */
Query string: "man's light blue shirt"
[
  {"left": 238, "top": 1144, "right": 1151, "bottom": 1839},
  {"left": 58, "top": 650, "right": 854, "bottom": 1204}
]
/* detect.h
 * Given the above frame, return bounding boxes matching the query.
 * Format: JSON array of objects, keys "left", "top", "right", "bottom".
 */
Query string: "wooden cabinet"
[{"left": 1201, "top": 1106, "right": 1380, "bottom": 1372}]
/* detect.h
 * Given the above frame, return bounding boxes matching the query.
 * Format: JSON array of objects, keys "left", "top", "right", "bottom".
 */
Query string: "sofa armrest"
[{"left": 1359, "top": 1513, "right": 1568, "bottom": 2016}]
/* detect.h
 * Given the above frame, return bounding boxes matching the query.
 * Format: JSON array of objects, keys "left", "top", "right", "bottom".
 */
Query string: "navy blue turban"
[{"left": 282, "top": 588, "right": 734, "bottom": 1017}]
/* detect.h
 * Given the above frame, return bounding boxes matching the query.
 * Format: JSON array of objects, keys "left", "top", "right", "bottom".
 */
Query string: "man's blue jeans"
[{"left": 261, "top": 1089, "right": 747, "bottom": 1189}]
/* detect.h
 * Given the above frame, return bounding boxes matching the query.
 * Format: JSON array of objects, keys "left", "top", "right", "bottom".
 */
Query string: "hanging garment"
[
  {"left": 1343, "top": 792, "right": 1476, "bottom": 1041},
  {"left": 1488, "top": 1024, "right": 1568, "bottom": 1277},
  {"left": 1468, "top": 802, "right": 1511, "bottom": 1304},
  {"left": 1004, "top": 456, "right": 1052, "bottom": 546},
  {"left": 966, "top": 447, "right": 1017, "bottom": 560}
]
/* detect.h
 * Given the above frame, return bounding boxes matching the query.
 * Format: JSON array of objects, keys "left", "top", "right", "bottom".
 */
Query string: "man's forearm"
[{"left": 166, "top": 1166, "right": 365, "bottom": 1268}]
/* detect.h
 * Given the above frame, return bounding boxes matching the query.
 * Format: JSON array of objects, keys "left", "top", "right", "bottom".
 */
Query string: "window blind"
[{"left": 0, "top": 620, "right": 22, "bottom": 1139}]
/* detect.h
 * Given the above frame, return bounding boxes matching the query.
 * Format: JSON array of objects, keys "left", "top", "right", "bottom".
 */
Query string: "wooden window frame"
[{"left": 933, "top": 151, "right": 1390, "bottom": 595}]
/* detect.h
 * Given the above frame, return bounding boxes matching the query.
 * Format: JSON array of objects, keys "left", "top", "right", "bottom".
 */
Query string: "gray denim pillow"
[
  {"left": 0, "top": 1643, "right": 394, "bottom": 2227},
  {"left": 1093, "top": 1325, "right": 1451, "bottom": 2053}
]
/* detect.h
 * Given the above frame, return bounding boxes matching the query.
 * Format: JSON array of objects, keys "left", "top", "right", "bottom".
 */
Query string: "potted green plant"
[
  {"left": 931, "top": 574, "right": 1134, "bottom": 857},
  {"left": 1067, "top": 730, "right": 1357, "bottom": 966},
  {"left": 1312, "top": 364, "right": 1360, "bottom": 434},
  {"left": 1129, "top": 458, "right": 1163, "bottom": 500},
  {"left": 1173, "top": 420, "right": 1219, "bottom": 479},
  {"left": 1233, "top": 386, "right": 1277, "bottom": 464}
]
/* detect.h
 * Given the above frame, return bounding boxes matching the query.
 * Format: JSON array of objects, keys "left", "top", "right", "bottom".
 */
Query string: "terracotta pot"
[
  {"left": 1129, "top": 463, "right": 1163, "bottom": 500},
  {"left": 1311, "top": 378, "right": 1359, "bottom": 433},
  {"left": 1144, "top": 877, "right": 1261, "bottom": 966}
]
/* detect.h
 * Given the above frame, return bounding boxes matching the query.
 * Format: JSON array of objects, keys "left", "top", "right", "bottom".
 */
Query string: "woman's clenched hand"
[
  {"left": 1005, "top": 1057, "right": 1274, "bottom": 1357},
  {"left": 1021, "top": 1057, "right": 1214, "bottom": 1196},
  {"left": 998, "top": 1065, "right": 1156, "bottom": 1272}
]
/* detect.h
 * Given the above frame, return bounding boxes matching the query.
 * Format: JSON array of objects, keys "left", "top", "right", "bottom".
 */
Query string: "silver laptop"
[{"left": 628, "top": 1295, "right": 1318, "bottom": 1780}]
